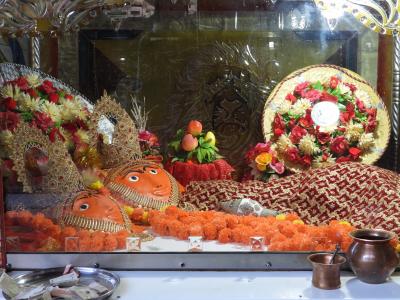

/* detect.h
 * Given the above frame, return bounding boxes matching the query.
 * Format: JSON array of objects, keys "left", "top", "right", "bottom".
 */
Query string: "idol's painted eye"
[
  {"left": 80, "top": 203, "right": 89, "bottom": 211},
  {"left": 129, "top": 175, "right": 139, "bottom": 182},
  {"left": 149, "top": 169, "right": 158, "bottom": 175}
]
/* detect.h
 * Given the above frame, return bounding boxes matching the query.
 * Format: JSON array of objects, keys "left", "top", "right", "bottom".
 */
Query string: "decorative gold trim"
[
  {"left": 10, "top": 123, "right": 84, "bottom": 193},
  {"left": 314, "top": 0, "right": 400, "bottom": 35},
  {"left": 88, "top": 92, "right": 142, "bottom": 169}
]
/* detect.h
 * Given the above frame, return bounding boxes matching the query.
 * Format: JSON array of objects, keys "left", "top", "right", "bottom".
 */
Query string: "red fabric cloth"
[
  {"left": 166, "top": 159, "right": 234, "bottom": 187},
  {"left": 181, "top": 162, "right": 400, "bottom": 235}
]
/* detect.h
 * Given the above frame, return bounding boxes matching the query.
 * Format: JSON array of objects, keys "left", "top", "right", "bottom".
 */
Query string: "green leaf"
[
  {"left": 176, "top": 129, "right": 185, "bottom": 140},
  {"left": 196, "top": 149, "right": 203, "bottom": 163},
  {"left": 21, "top": 111, "right": 33, "bottom": 123},
  {"left": 198, "top": 136, "right": 204, "bottom": 144},
  {"left": 311, "top": 81, "right": 324, "bottom": 91},
  {"left": 338, "top": 103, "right": 346, "bottom": 111}
]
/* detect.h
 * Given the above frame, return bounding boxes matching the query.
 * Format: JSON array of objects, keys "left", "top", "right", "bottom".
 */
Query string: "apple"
[
  {"left": 186, "top": 120, "right": 203, "bottom": 136},
  {"left": 204, "top": 131, "right": 216, "bottom": 146},
  {"left": 181, "top": 134, "right": 198, "bottom": 152}
]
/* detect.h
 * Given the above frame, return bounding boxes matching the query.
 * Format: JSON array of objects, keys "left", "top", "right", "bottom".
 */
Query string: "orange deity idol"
[
  {"left": 105, "top": 160, "right": 184, "bottom": 210},
  {"left": 58, "top": 189, "right": 132, "bottom": 233}
]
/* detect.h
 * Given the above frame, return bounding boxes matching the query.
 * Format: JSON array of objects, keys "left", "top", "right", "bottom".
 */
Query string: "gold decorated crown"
[
  {"left": 10, "top": 123, "right": 84, "bottom": 193},
  {"left": 88, "top": 92, "right": 142, "bottom": 169}
]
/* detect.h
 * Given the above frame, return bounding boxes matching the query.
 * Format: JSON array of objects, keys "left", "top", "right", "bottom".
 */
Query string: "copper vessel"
[
  {"left": 347, "top": 229, "right": 399, "bottom": 284},
  {"left": 308, "top": 253, "right": 346, "bottom": 290}
]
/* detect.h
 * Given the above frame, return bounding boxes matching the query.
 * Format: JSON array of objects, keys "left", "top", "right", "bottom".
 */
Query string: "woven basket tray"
[{"left": 262, "top": 64, "right": 390, "bottom": 172}]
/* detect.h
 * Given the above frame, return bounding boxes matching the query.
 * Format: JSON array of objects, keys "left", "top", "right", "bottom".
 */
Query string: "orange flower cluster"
[
  {"left": 5, "top": 210, "right": 130, "bottom": 252},
  {"left": 149, "top": 206, "right": 358, "bottom": 251}
]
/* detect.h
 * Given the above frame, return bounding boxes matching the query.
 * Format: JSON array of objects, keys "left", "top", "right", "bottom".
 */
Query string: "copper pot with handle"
[{"left": 346, "top": 229, "right": 399, "bottom": 284}]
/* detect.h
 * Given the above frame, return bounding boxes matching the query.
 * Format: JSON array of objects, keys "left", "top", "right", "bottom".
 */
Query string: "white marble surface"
[{"left": 3, "top": 271, "right": 400, "bottom": 300}]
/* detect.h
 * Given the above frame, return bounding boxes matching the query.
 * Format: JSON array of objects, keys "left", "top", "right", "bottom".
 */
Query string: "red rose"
[
  {"left": 27, "top": 88, "right": 38, "bottom": 98},
  {"left": 49, "top": 127, "right": 65, "bottom": 143},
  {"left": 330, "top": 136, "right": 349, "bottom": 156},
  {"left": 62, "top": 122, "right": 78, "bottom": 133},
  {"left": 329, "top": 76, "right": 340, "bottom": 89},
  {"left": 298, "top": 112, "right": 313, "bottom": 128},
  {"left": 287, "top": 119, "right": 296, "bottom": 129},
  {"left": 340, "top": 103, "right": 355, "bottom": 124},
  {"left": 254, "top": 142, "right": 271, "bottom": 154},
  {"left": 290, "top": 125, "right": 307, "bottom": 144},
  {"left": 294, "top": 82, "right": 310, "bottom": 96},
  {"left": 15, "top": 77, "right": 29, "bottom": 91},
  {"left": 285, "top": 147, "right": 300, "bottom": 163},
  {"left": 355, "top": 98, "right": 366, "bottom": 113},
  {"left": 366, "top": 108, "right": 377, "bottom": 119},
  {"left": 336, "top": 156, "right": 351, "bottom": 163},
  {"left": 344, "top": 83, "right": 357, "bottom": 93},
  {"left": 321, "top": 152, "right": 329, "bottom": 162},
  {"left": 65, "top": 94, "right": 73, "bottom": 101},
  {"left": 316, "top": 130, "right": 331, "bottom": 145},
  {"left": 273, "top": 114, "right": 286, "bottom": 137},
  {"left": 285, "top": 93, "right": 297, "bottom": 104},
  {"left": 49, "top": 93, "right": 59, "bottom": 103},
  {"left": 320, "top": 91, "right": 338, "bottom": 103},
  {"left": 39, "top": 80, "right": 56, "bottom": 94},
  {"left": 304, "top": 89, "right": 321, "bottom": 102},
  {"left": 300, "top": 155, "right": 312, "bottom": 167},
  {"left": 4, "top": 97, "right": 17, "bottom": 111},
  {"left": 364, "top": 118, "right": 377, "bottom": 133},
  {"left": 0, "top": 112, "right": 20, "bottom": 131},
  {"left": 348, "top": 147, "right": 362, "bottom": 160},
  {"left": 32, "top": 112, "right": 54, "bottom": 131}
]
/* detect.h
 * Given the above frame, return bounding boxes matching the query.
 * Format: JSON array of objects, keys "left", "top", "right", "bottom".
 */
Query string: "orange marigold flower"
[{"left": 218, "top": 228, "right": 232, "bottom": 244}]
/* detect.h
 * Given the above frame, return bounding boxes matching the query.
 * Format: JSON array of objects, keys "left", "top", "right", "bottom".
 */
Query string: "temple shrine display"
[{"left": 0, "top": 63, "right": 399, "bottom": 254}]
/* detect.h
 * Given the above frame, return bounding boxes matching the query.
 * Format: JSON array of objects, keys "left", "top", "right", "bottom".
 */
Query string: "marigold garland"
[
  {"left": 5, "top": 210, "right": 135, "bottom": 252},
  {"left": 149, "top": 206, "right": 399, "bottom": 252}
]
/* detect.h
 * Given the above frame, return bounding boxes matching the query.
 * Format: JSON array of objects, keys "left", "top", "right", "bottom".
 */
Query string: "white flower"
[
  {"left": 26, "top": 74, "right": 41, "bottom": 88},
  {"left": 276, "top": 134, "right": 293, "bottom": 152},
  {"left": 312, "top": 154, "right": 335, "bottom": 167},
  {"left": 358, "top": 133, "right": 375, "bottom": 151},
  {"left": 19, "top": 94, "right": 41, "bottom": 112},
  {"left": 290, "top": 98, "right": 311, "bottom": 116},
  {"left": 278, "top": 100, "right": 292, "bottom": 115},
  {"left": 345, "top": 122, "right": 364, "bottom": 142},
  {"left": 41, "top": 102, "right": 62, "bottom": 123},
  {"left": 298, "top": 134, "right": 320, "bottom": 156},
  {"left": 338, "top": 83, "right": 350, "bottom": 94},
  {"left": 354, "top": 90, "right": 371, "bottom": 108},
  {"left": 75, "top": 129, "right": 90, "bottom": 144}
]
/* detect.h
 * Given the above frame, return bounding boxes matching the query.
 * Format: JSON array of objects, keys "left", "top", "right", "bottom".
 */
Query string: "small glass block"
[
  {"left": 250, "top": 236, "right": 265, "bottom": 251},
  {"left": 188, "top": 236, "right": 203, "bottom": 252},
  {"left": 65, "top": 237, "right": 79, "bottom": 252},
  {"left": 126, "top": 237, "right": 141, "bottom": 252},
  {"left": 6, "top": 236, "right": 20, "bottom": 251}
]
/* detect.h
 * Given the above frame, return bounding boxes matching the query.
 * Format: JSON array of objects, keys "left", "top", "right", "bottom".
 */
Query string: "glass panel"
[{"left": 1, "top": 0, "right": 396, "bottom": 261}]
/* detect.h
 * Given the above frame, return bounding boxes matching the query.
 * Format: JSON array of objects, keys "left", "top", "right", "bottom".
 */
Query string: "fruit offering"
[
  {"left": 168, "top": 120, "right": 220, "bottom": 164},
  {"left": 166, "top": 120, "right": 234, "bottom": 186}
]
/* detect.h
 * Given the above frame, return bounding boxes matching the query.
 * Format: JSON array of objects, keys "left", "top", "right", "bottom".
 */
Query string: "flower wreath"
[{"left": 269, "top": 75, "right": 379, "bottom": 169}]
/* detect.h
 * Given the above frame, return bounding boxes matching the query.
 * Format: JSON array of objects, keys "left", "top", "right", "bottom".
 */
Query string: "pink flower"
[
  {"left": 270, "top": 161, "right": 285, "bottom": 174},
  {"left": 294, "top": 82, "right": 310, "bottom": 96},
  {"left": 254, "top": 143, "right": 271, "bottom": 154},
  {"left": 304, "top": 89, "right": 321, "bottom": 102},
  {"left": 356, "top": 98, "right": 366, "bottom": 113},
  {"left": 273, "top": 114, "right": 286, "bottom": 137},
  {"left": 290, "top": 125, "right": 307, "bottom": 144},
  {"left": 285, "top": 147, "right": 300, "bottom": 163}
]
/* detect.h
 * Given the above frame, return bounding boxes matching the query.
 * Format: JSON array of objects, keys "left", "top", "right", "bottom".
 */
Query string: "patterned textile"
[{"left": 181, "top": 162, "right": 400, "bottom": 235}]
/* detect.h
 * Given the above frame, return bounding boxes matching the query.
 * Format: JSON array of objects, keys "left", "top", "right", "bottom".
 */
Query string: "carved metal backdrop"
[{"left": 164, "top": 42, "right": 280, "bottom": 175}]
